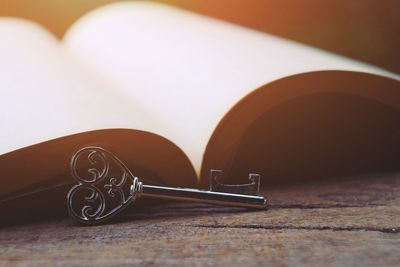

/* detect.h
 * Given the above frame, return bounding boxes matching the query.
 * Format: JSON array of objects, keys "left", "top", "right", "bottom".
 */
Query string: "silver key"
[{"left": 67, "top": 147, "right": 267, "bottom": 224}]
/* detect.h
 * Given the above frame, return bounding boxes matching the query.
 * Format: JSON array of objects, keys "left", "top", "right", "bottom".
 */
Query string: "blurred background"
[{"left": 1, "top": 0, "right": 399, "bottom": 74}]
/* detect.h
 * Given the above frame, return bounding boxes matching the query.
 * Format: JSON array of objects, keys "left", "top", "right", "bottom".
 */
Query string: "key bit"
[{"left": 67, "top": 146, "right": 267, "bottom": 224}]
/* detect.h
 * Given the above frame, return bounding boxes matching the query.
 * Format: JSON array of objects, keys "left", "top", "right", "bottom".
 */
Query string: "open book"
[{"left": 1, "top": 2, "right": 399, "bottom": 218}]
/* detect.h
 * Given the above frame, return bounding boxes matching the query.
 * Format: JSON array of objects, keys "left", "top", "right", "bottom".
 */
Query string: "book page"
[
  {"left": 0, "top": 18, "right": 165, "bottom": 154},
  {"left": 63, "top": 2, "right": 398, "bottom": 178},
  {"left": 0, "top": 18, "right": 198, "bottom": 197},
  {"left": 200, "top": 71, "right": 400, "bottom": 186}
]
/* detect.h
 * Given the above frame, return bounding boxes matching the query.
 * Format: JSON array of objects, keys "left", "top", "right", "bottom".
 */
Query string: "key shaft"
[{"left": 139, "top": 184, "right": 267, "bottom": 209}]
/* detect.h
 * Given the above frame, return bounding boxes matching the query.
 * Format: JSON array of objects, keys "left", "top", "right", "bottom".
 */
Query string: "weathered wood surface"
[{"left": 1, "top": 173, "right": 399, "bottom": 266}]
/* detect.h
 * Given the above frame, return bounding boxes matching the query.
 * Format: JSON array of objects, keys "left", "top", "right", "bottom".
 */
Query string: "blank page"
[{"left": 0, "top": 18, "right": 164, "bottom": 156}]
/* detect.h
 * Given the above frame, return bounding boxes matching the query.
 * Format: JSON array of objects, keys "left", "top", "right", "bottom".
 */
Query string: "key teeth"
[
  {"left": 209, "top": 169, "right": 261, "bottom": 196},
  {"left": 209, "top": 169, "right": 223, "bottom": 191},
  {"left": 248, "top": 173, "right": 261, "bottom": 195}
]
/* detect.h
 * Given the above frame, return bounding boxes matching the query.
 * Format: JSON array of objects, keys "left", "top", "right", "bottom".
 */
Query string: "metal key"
[{"left": 67, "top": 147, "right": 267, "bottom": 224}]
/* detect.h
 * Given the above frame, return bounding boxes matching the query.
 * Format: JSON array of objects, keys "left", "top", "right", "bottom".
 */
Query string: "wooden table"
[{"left": 1, "top": 173, "right": 399, "bottom": 266}]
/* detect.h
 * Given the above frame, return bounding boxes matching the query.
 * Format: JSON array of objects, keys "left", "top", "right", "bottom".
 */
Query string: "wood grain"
[{"left": 1, "top": 173, "right": 399, "bottom": 266}]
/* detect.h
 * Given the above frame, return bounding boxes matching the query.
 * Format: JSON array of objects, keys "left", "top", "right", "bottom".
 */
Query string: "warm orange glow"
[{"left": 0, "top": 0, "right": 398, "bottom": 73}]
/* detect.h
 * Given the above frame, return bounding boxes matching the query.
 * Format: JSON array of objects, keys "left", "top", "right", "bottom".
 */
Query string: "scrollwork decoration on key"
[{"left": 67, "top": 146, "right": 141, "bottom": 224}]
